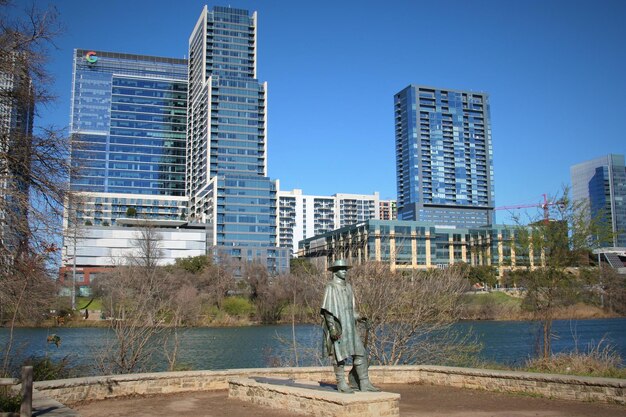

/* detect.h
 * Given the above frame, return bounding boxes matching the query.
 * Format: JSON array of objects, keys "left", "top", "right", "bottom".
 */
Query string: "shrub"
[
  {"left": 0, "top": 389, "right": 21, "bottom": 413},
  {"left": 222, "top": 296, "right": 254, "bottom": 317},
  {"left": 525, "top": 339, "right": 625, "bottom": 378},
  {"left": 23, "top": 355, "right": 75, "bottom": 381}
]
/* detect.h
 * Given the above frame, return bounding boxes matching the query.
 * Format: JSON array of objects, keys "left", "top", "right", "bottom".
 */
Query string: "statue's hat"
[{"left": 328, "top": 259, "right": 352, "bottom": 272}]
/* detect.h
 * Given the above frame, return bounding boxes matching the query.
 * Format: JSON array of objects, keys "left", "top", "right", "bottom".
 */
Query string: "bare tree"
[
  {"left": 93, "top": 265, "right": 172, "bottom": 374},
  {"left": 280, "top": 259, "right": 326, "bottom": 366},
  {"left": 162, "top": 283, "right": 200, "bottom": 371},
  {"left": 0, "top": 1, "right": 75, "bottom": 377},
  {"left": 511, "top": 187, "right": 613, "bottom": 358},
  {"left": 128, "top": 226, "right": 164, "bottom": 271},
  {"left": 0, "top": 245, "right": 57, "bottom": 377},
  {"left": 196, "top": 254, "right": 235, "bottom": 309},
  {"left": 349, "top": 262, "right": 479, "bottom": 366},
  {"left": 0, "top": 1, "right": 69, "bottom": 257},
  {"left": 93, "top": 228, "right": 187, "bottom": 374},
  {"left": 244, "top": 261, "right": 290, "bottom": 324}
]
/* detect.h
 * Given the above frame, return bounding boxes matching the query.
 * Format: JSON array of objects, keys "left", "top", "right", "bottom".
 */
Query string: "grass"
[
  {"left": 464, "top": 291, "right": 522, "bottom": 306},
  {"left": 524, "top": 340, "right": 626, "bottom": 379},
  {"left": 0, "top": 388, "right": 21, "bottom": 413},
  {"left": 461, "top": 291, "right": 522, "bottom": 320},
  {"left": 76, "top": 297, "right": 103, "bottom": 311},
  {"left": 461, "top": 292, "right": 615, "bottom": 321}
]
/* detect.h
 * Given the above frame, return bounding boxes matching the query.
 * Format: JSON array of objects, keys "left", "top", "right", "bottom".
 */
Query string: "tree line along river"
[{"left": 1, "top": 318, "right": 625, "bottom": 376}]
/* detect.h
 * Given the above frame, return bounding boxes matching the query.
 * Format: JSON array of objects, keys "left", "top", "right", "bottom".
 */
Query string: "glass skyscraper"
[
  {"left": 394, "top": 85, "right": 495, "bottom": 228},
  {"left": 187, "top": 6, "right": 288, "bottom": 273},
  {"left": 1, "top": 53, "right": 34, "bottom": 254},
  {"left": 69, "top": 50, "right": 188, "bottom": 224},
  {"left": 571, "top": 154, "right": 626, "bottom": 247}
]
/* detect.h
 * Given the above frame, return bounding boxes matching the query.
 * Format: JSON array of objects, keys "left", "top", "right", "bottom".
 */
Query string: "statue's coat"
[{"left": 320, "top": 278, "right": 366, "bottom": 363}]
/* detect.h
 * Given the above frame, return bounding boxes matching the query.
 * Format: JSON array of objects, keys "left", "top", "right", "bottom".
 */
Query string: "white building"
[
  {"left": 60, "top": 220, "right": 208, "bottom": 294},
  {"left": 63, "top": 220, "right": 206, "bottom": 267},
  {"left": 278, "top": 189, "right": 380, "bottom": 256}
]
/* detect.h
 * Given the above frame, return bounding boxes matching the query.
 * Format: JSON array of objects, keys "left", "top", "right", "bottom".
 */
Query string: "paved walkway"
[{"left": 73, "top": 383, "right": 626, "bottom": 417}]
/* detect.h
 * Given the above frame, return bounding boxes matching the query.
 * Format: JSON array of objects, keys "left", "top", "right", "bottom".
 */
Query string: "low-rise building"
[
  {"left": 278, "top": 189, "right": 380, "bottom": 256},
  {"left": 298, "top": 220, "right": 541, "bottom": 278},
  {"left": 60, "top": 220, "right": 208, "bottom": 294}
]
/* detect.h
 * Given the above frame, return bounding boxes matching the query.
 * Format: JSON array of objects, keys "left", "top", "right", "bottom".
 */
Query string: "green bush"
[
  {"left": 222, "top": 296, "right": 254, "bottom": 317},
  {"left": 0, "top": 389, "right": 21, "bottom": 413},
  {"left": 23, "top": 355, "right": 74, "bottom": 381}
]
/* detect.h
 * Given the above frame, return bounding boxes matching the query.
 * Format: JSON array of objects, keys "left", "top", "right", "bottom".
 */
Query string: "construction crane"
[{"left": 495, "top": 194, "right": 561, "bottom": 223}]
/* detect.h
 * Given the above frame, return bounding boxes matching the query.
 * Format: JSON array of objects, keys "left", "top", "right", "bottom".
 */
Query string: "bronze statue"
[{"left": 320, "top": 259, "right": 379, "bottom": 393}]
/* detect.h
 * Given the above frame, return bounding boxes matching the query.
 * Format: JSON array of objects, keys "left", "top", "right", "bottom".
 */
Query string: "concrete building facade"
[
  {"left": 278, "top": 189, "right": 380, "bottom": 255},
  {"left": 60, "top": 220, "right": 208, "bottom": 295},
  {"left": 298, "top": 220, "right": 538, "bottom": 277},
  {"left": 379, "top": 200, "right": 397, "bottom": 221}
]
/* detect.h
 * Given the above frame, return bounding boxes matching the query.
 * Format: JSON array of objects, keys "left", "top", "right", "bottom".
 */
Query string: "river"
[{"left": 1, "top": 318, "right": 625, "bottom": 376}]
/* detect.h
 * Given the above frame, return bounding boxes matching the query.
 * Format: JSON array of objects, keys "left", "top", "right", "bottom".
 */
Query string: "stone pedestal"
[{"left": 228, "top": 377, "right": 400, "bottom": 417}]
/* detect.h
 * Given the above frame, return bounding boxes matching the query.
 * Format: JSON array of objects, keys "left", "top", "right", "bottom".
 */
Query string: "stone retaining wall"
[
  {"left": 374, "top": 366, "right": 625, "bottom": 404},
  {"left": 34, "top": 365, "right": 625, "bottom": 406}
]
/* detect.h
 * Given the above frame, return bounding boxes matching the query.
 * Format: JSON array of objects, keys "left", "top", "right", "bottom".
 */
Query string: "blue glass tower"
[
  {"left": 187, "top": 6, "right": 288, "bottom": 273},
  {"left": 394, "top": 85, "right": 495, "bottom": 228},
  {"left": 69, "top": 50, "right": 188, "bottom": 224},
  {"left": 0, "top": 54, "right": 34, "bottom": 255},
  {"left": 571, "top": 154, "right": 626, "bottom": 247}
]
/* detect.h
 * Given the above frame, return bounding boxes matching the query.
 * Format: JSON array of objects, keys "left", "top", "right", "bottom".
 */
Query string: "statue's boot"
[
  {"left": 348, "top": 365, "right": 359, "bottom": 389},
  {"left": 334, "top": 364, "right": 354, "bottom": 393},
  {"left": 353, "top": 360, "right": 380, "bottom": 392}
]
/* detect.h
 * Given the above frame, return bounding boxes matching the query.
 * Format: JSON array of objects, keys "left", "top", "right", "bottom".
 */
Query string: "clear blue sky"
[{"left": 14, "top": 0, "right": 626, "bottom": 224}]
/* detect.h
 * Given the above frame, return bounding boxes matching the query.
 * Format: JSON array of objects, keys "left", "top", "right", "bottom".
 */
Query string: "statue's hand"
[
  {"left": 329, "top": 326, "right": 342, "bottom": 341},
  {"left": 358, "top": 317, "right": 371, "bottom": 330}
]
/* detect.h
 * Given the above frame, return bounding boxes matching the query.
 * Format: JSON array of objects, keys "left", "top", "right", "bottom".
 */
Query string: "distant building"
[
  {"left": 0, "top": 53, "right": 34, "bottom": 255},
  {"left": 64, "top": 6, "right": 290, "bottom": 275},
  {"left": 68, "top": 50, "right": 188, "bottom": 225},
  {"left": 186, "top": 6, "right": 287, "bottom": 274},
  {"left": 278, "top": 189, "right": 380, "bottom": 256},
  {"left": 298, "top": 220, "right": 537, "bottom": 277},
  {"left": 379, "top": 200, "right": 397, "bottom": 221},
  {"left": 571, "top": 154, "right": 626, "bottom": 247},
  {"left": 394, "top": 85, "right": 495, "bottom": 228},
  {"left": 59, "top": 220, "right": 208, "bottom": 295}
]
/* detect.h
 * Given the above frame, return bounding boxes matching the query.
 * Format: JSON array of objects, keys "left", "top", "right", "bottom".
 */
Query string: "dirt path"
[{"left": 73, "top": 384, "right": 626, "bottom": 417}]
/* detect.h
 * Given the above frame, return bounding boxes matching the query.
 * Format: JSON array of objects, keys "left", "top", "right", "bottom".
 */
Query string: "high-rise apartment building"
[
  {"left": 571, "top": 154, "right": 626, "bottom": 247},
  {"left": 0, "top": 53, "right": 34, "bottom": 254},
  {"left": 187, "top": 6, "right": 287, "bottom": 273},
  {"left": 394, "top": 85, "right": 495, "bottom": 228},
  {"left": 68, "top": 50, "right": 188, "bottom": 224},
  {"left": 278, "top": 189, "right": 380, "bottom": 255}
]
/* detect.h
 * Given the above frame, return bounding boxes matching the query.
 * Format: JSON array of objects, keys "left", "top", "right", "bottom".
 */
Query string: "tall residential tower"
[
  {"left": 0, "top": 53, "right": 34, "bottom": 255},
  {"left": 394, "top": 85, "right": 495, "bottom": 228},
  {"left": 187, "top": 6, "right": 287, "bottom": 273}
]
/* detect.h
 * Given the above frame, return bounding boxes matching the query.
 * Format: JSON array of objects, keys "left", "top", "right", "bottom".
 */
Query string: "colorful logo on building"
[{"left": 85, "top": 51, "right": 98, "bottom": 64}]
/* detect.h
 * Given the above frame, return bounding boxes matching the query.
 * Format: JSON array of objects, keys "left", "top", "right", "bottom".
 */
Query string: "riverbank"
[
  {"left": 7, "top": 302, "right": 623, "bottom": 330},
  {"left": 461, "top": 291, "right": 622, "bottom": 321},
  {"left": 3, "top": 291, "right": 623, "bottom": 330}
]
